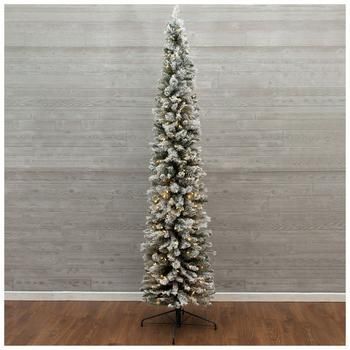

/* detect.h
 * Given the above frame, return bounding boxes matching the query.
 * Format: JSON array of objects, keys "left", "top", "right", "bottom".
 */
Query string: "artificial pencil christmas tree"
[{"left": 140, "top": 6, "right": 216, "bottom": 342}]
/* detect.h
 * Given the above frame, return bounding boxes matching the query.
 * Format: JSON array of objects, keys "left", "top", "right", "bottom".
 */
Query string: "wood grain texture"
[
  {"left": 5, "top": 301, "right": 345, "bottom": 345},
  {"left": 5, "top": 5, "right": 345, "bottom": 292}
]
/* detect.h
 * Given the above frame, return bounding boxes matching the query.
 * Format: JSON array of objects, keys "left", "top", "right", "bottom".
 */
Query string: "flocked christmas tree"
[{"left": 141, "top": 6, "right": 215, "bottom": 309}]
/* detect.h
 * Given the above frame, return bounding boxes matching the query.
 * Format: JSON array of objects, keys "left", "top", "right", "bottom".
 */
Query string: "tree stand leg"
[
  {"left": 140, "top": 308, "right": 175, "bottom": 327},
  {"left": 141, "top": 306, "right": 217, "bottom": 345}
]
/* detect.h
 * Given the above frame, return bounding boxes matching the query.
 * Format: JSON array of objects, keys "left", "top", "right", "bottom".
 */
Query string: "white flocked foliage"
[{"left": 141, "top": 6, "right": 215, "bottom": 308}]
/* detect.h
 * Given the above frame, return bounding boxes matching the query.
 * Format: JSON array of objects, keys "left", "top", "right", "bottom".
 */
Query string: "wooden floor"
[{"left": 5, "top": 301, "right": 345, "bottom": 345}]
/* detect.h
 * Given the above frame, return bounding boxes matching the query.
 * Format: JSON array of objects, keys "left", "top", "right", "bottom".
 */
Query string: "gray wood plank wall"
[{"left": 5, "top": 5, "right": 345, "bottom": 292}]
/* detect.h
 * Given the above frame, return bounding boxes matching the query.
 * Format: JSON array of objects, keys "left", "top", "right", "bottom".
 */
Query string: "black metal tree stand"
[{"left": 141, "top": 307, "right": 217, "bottom": 345}]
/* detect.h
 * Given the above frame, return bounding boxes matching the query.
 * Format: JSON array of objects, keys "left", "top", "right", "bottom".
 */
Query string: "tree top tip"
[{"left": 172, "top": 5, "right": 180, "bottom": 18}]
